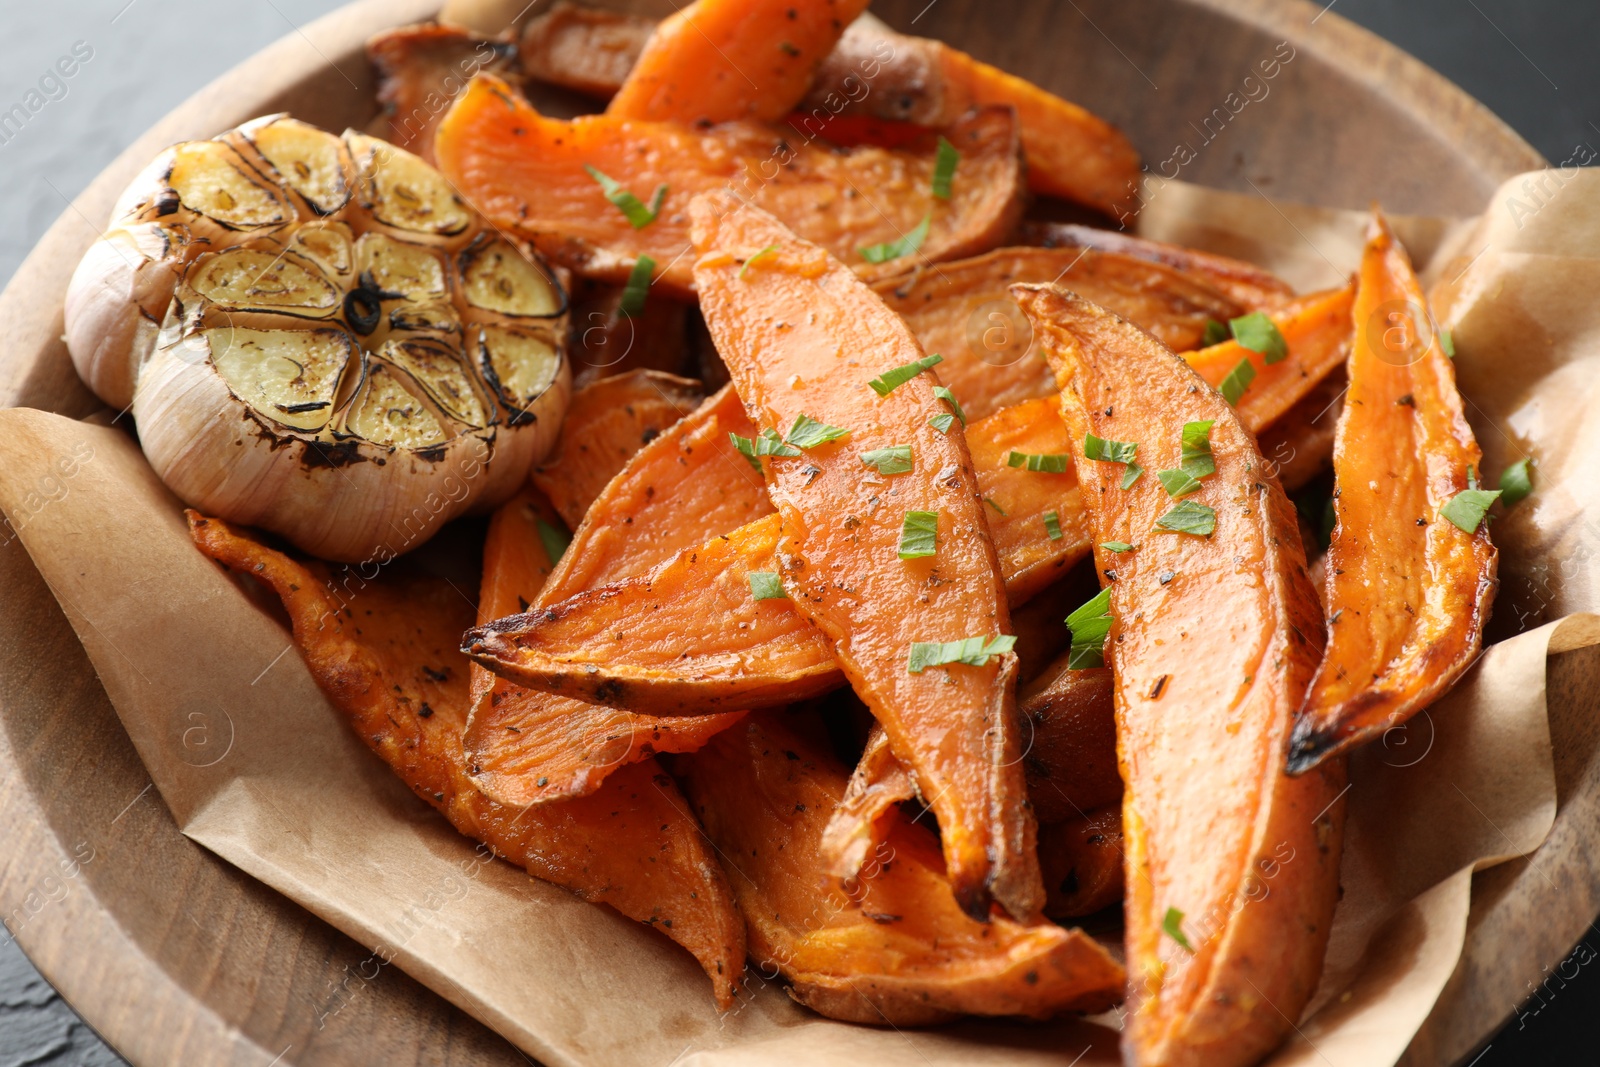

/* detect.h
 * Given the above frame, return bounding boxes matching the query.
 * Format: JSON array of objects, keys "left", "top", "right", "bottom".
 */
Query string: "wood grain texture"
[{"left": 0, "top": 1, "right": 1560, "bottom": 1066}]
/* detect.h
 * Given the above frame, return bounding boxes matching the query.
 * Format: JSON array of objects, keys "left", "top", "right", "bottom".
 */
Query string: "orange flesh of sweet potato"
[
  {"left": 1257, "top": 367, "right": 1343, "bottom": 493},
  {"left": 1181, "top": 282, "right": 1356, "bottom": 435},
  {"left": 367, "top": 23, "right": 519, "bottom": 163},
  {"left": 606, "top": 0, "right": 871, "bottom": 125},
  {"left": 1289, "top": 215, "right": 1498, "bottom": 772},
  {"left": 1018, "top": 659, "right": 1122, "bottom": 826},
  {"left": 186, "top": 511, "right": 745, "bottom": 1008},
  {"left": 519, "top": 2, "right": 654, "bottom": 98},
  {"left": 434, "top": 75, "right": 1025, "bottom": 293},
  {"left": 464, "top": 486, "right": 745, "bottom": 807},
  {"left": 1019, "top": 221, "right": 1296, "bottom": 311},
  {"left": 802, "top": 16, "right": 1140, "bottom": 217},
  {"left": 465, "top": 396, "right": 1089, "bottom": 713},
  {"left": 1041, "top": 805, "right": 1124, "bottom": 919},
  {"left": 529, "top": 369, "right": 705, "bottom": 530},
  {"left": 677, "top": 713, "right": 1125, "bottom": 1024},
  {"left": 1014, "top": 285, "right": 1346, "bottom": 1067},
  {"left": 816, "top": 724, "right": 917, "bottom": 881},
  {"left": 691, "top": 193, "right": 1039, "bottom": 922},
  {"left": 874, "top": 248, "right": 1244, "bottom": 424}
]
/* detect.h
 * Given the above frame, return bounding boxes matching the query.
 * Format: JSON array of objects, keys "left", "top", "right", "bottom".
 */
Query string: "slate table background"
[{"left": 0, "top": 0, "right": 1596, "bottom": 1063}]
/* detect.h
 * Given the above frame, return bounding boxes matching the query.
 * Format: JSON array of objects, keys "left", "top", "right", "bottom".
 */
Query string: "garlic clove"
[
  {"left": 207, "top": 324, "right": 354, "bottom": 433},
  {"left": 233, "top": 115, "right": 354, "bottom": 218},
  {"left": 379, "top": 337, "right": 491, "bottom": 429},
  {"left": 343, "top": 130, "right": 474, "bottom": 243},
  {"left": 115, "top": 139, "right": 294, "bottom": 239},
  {"left": 186, "top": 245, "right": 344, "bottom": 322},
  {"left": 458, "top": 233, "right": 565, "bottom": 319}
]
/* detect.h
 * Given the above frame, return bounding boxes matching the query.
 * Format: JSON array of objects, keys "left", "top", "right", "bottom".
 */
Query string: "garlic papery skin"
[{"left": 69, "top": 114, "right": 570, "bottom": 562}]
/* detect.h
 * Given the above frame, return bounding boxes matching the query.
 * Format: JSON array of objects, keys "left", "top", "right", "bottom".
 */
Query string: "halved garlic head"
[{"left": 68, "top": 113, "right": 570, "bottom": 562}]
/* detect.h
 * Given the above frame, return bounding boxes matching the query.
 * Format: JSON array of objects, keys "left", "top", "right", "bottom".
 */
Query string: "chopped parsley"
[
  {"left": 907, "top": 633, "right": 1016, "bottom": 673},
  {"left": 1179, "top": 420, "right": 1216, "bottom": 479},
  {"left": 618, "top": 254, "right": 655, "bottom": 318},
  {"left": 1157, "top": 469, "right": 1203, "bottom": 499},
  {"left": 868, "top": 353, "right": 943, "bottom": 397},
  {"left": 739, "top": 243, "right": 779, "bottom": 279},
  {"left": 1043, "top": 511, "right": 1063, "bottom": 541},
  {"left": 931, "top": 136, "right": 959, "bottom": 200},
  {"left": 1120, "top": 463, "right": 1145, "bottom": 489},
  {"left": 861, "top": 445, "right": 913, "bottom": 475},
  {"left": 584, "top": 165, "right": 666, "bottom": 229},
  {"left": 1439, "top": 328, "right": 1456, "bottom": 358},
  {"left": 1441, "top": 487, "right": 1501, "bottom": 532},
  {"left": 536, "top": 517, "right": 570, "bottom": 566},
  {"left": 1162, "top": 906, "right": 1194, "bottom": 952},
  {"left": 1007, "top": 450, "right": 1070, "bottom": 473},
  {"left": 730, "top": 428, "right": 801, "bottom": 470},
  {"left": 1499, "top": 457, "right": 1533, "bottom": 506},
  {"left": 898, "top": 510, "right": 938, "bottom": 559},
  {"left": 747, "top": 571, "right": 787, "bottom": 600},
  {"left": 786, "top": 414, "right": 851, "bottom": 448},
  {"left": 1230, "top": 312, "right": 1288, "bottom": 363},
  {"left": 1218, "top": 356, "right": 1257, "bottom": 405},
  {"left": 930, "top": 413, "right": 956, "bottom": 433},
  {"left": 1201, "top": 319, "right": 1229, "bottom": 347},
  {"left": 1065, "top": 587, "right": 1113, "bottom": 670},
  {"left": 1101, "top": 541, "right": 1134, "bottom": 553},
  {"left": 1156, "top": 500, "right": 1217, "bottom": 536},
  {"left": 859, "top": 213, "right": 930, "bottom": 264},
  {"left": 984, "top": 497, "right": 1007, "bottom": 516},
  {"left": 933, "top": 385, "right": 967, "bottom": 426},
  {"left": 1083, "top": 433, "right": 1138, "bottom": 464}
]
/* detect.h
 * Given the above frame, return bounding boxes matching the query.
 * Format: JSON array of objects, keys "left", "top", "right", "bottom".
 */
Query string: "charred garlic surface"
[{"left": 65, "top": 115, "right": 570, "bottom": 562}]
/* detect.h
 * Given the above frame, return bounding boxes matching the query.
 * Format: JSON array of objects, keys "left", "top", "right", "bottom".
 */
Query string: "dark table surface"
[{"left": 1, "top": 0, "right": 1596, "bottom": 1064}]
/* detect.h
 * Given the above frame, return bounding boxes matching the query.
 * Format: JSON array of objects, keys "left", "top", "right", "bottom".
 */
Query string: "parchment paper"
[{"left": 1, "top": 167, "right": 1596, "bottom": 1066}]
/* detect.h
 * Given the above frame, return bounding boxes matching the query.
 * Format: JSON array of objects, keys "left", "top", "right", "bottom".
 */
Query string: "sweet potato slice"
[
  {"left": 802, "top": 15, "right": 1139, "bottom": 216},
  {"left": 1019, "top": 221, "right": 1295, "bottom": 311},
  {"left": 1015, "top": 285, "right": 1346, "bottom": 1067},
  {"left": 607, "top": 0, "right": 870, "bottom": 124},
  {"left": 874, "top": 249, "right": 1242, "bottom": 423},
  {"left": 465, "top": 396, "right": 1089, "bottom": 713},
  {"left": 816, "top": 724, "right": 916, "bottom": 881},
  {"left": 1181, "top": 282, "right": 1356, "bottom": 434},
  {"left": 529, "top": 369, "right": 705, "bottom": 529},
  {"left": 1041, "top": 806, "right": 1124, "bottom": 919},
  {"left": 519, "top": 2, "right": 654, "bottom": 98},
  {"left": 1256, "top": 367, "right": 1343, "bottom": 493},
  {"left": 187, "top": 512, "right": 745, "bottom": 1007},
  {"left": 1018, "top": 659, "right": 1122, "bottom": 826},
  {"left": 692, "top": 194, "right": 1039, "bottom": 921},
  {"left": 434, "top": 75, "right": 1025, "bottom": 293},
  {"left": 1289, "top": 215, "right": 1497, "bottom": 771},
  {"left": 566, "top": 282, "right": 692, "bottom": 387},
  {"left": 465, "top": 486, "right": 745, "bottom": 806},
  {"left": 678, "top": 713, "right": 1124, "bottom": 1024},
  {"left": 367, "top": 23, "right": 519, "bottom": 162}
]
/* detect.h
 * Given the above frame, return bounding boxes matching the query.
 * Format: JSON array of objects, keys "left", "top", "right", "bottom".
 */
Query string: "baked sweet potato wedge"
[
  {"left": 803, "top": 14, "right": 1140, "bottom": 216},
  {"left": 678, "top": 713, "right": 1124, "bottom": 1024},
  {"left": 465, "top": 486, "right": 745, "bottom": 807},
  {"left": 435, "top": 74, "right": 1025, "bottom": 293},
  {"left": 367, "top": 23, "right": 519, "bottom": 162},
  {"left": 566, "top": 281, "right": 693, "bottom": 387},
  {"left": 529, "top": 369, "right": 705, "bottom": 529},
  {"left": 1181, "top": 282, "right": 1355, "bottom": 434},
  {"left": 692, "top": 193, "right": 1039, "bottom": 921},
  {"left": 1019, "top": 221, "right": 1295, "bottom": 311},
  {"left": 1256, "top": 368, "right": 1343, "bottom": 493},
  {"left": 874, "top": 249, "right": 1243, "bottom": 422},
  {"left": 1289, "top": 214, "right": 1497, "bottom": 771},
  {"left": 465, "top": 396, "right": 1089, "bottom": 713},
  {"left": 816, "top": 724, "right": 917, "bottom": 881},
  {"left": 607, "top": 0, "right": 870, "bottom": 124},
  {"left": 1041, "top": 806, "right": 1124, "bottom": 919},
  {"left": 187, "top": 511, "right": 745, "bottom": 1008},
  {"left": 519, "top": 2, "right": 654, "bottom": 98},
  {"left": 1015, "top": 284, "right": 1346, "bottom": 1067},
  {"left": 1018, "top": 658, "right": 1122, "bottom": 826}
]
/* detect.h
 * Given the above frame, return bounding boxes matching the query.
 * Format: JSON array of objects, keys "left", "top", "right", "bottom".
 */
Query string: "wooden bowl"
[{"left": 0, "top": 1, "right": 1560, "bottom": 1065}]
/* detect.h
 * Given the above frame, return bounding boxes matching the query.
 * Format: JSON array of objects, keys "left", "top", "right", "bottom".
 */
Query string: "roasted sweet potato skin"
[
  {"left": 678, "top": 714, "right": 1124, "bottom": 1024},
  {"left": 1018, "top": 660, "right": 1122, "bottom": 827},
  {"left": 529, "top": 369, "right": 704, "bottom": 529},
  {"left": 873, "top": 248, "right": 1243, "bottom": 423},
  {"left": 607, "top": 0, "right": 870, "bottom": 124},
  {"left": 367, "top": 23, "right": 519, "bottom": 162},
  {"left": 520, "top": 2, "right": 654, "bottom": 98},
  {"left": 1016, "top": 285, "right": 1345, "bottom": 1067},
  {"left": 1290, "top": 215, "right": 1497, "bottom": 771},
  {"left": 187, "top": 511, "right": 745, "bottom": 1008},
  {"left": 692, "top": 194, "right": 1038, "bottom": 921},
  {"left": 435, "top": 75, "right": 1025, "bottom": 293},
  {"left": 1041, "top": 806, "right": 1124, "bottom": 919}
]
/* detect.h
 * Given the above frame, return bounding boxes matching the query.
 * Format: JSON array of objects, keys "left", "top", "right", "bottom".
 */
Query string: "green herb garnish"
[
  {"left": 730, "top": 428, "right": 802, "bottom": 470},
  {"left": 1499, "top": 457, "right": 1533, "bottom": 506},
  {"left": 1065, "top": 587, "right": 1113, "bottom": 670},
  {"left": 1230, "top": 311, "right": 1287, "bottom": 364},
  {"left": 929, "top": 413, "right": 956, "bottom": 434},
  {"left": 868, "top": 353, "right": 944, "bottom": 397},
  {"left": 739, "top": 243, "right": 779, "bottom": 279},
  {"left": 1007, "top": 450, "right": 1070, "bottom": 473},
  {"left": 861, "top": 445, "right": 913, "bottom": 475},
  {"left": 1043, "top": 511, "right": 1063, "bottom": 541},
  {"left": 859, "top": 213, "right": 930, "bottom": 264},
  {"left": 1083, "top": 433, "right": 1138, "bottom": 464},
  {"left": 1218, "top": 357, "right": 1257, "bottom": 405},
  {"left": 931, "top": 136, "right": 959, "bottom": 200},
  {"left": 1439, "top": 328, "right": 1456, "bottom": 358},
  {"left": 1101, "top": 541, "right": 1134, "bottom": 553},
  {"left": 898, "top": 510, "right": 938, "bottom": 559},
  {"left": 1179, "top": 419, "right": 1216, "bottom": 479},
  {"left": 536, "top": 517, "right": 570, "bottom": 565},
  {"left": 933, "top": 385, "right": 966, "bottom": 427},
  {"left": 1162, "top": 906, "right": 1194, "bottom": 952},
  {"left": 907, "top": 633, "right": 1016, "bottom": 673},
  {"left": 1156, "top": 500, "right": 1217, "bottom": 536},
  {"left": 786, "top": 414, "right": 851, "bottom": 449},
  {"left": 747, "top": 571, "right": 787, "bottom": 600},
  {"left": 1201, "top": 319, "right": 1229, "bottom": 347},
  {"left": 1441, "top": 488, "right": 1501, "bottom": 532},
  {"left": 984, "top": 497, "right": 1007, "bottom": 516},
  {"left": 618, "top": 254, "right": 655, "bottom": 318},
  {"left": 1121, "top": 463, "right": 1145, "bottom": 489},
  {"left": 585, "top": 165, "right": 666, "bottom": 229}
]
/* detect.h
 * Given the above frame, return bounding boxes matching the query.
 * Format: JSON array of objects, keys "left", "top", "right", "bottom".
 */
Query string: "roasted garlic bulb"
[{"left": 65, "top": 115, "right": 569, "bottom": 562}]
